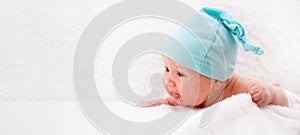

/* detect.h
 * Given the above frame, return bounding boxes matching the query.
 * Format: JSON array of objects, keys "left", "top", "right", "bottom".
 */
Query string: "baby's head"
[
  {"left": 160, "top": 7, "right": 264, "bottom": 107},
  {"left": 162, "top": 55, "right": 222, "bottom": 107}
]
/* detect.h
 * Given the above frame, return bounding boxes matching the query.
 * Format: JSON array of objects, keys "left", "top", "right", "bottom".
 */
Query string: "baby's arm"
[
  {"left": 139, "top": 96, "right": 178, "bottom": 107},
  {"left": 269, "top": 85, "right": 289, "bottom": 107},
  {"left": 248, "top": 80, "right": 289, "bottom": 107}
]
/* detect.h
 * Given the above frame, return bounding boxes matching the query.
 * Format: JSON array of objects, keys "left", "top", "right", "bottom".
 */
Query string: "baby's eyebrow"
[
  {"left": 177, "top": 67, "right": 184, "bottom": 72},
  {"left": 176, "top": 69, "right": 185, "bottom": 75}
]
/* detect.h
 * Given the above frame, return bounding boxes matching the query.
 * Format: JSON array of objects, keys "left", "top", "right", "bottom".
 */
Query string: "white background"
[
  {"left": 1, "top": 0, "right": 300, "bottom": 102},
  {"left": 0, "top": 0, "right": 300, "bottom": 134}
]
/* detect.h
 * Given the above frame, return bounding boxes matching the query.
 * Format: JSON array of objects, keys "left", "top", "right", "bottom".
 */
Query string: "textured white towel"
[
  {"left": 100, "top": 94, "right": 300, "bottom": 135},
  {"left": 285, "top": 89, "right": 300, "bottom": 110},
  {"left": 173, "top": 94, "right": 300, "bottom": 135}
]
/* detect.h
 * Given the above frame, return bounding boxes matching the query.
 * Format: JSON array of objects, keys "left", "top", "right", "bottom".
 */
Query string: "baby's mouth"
[
  {"left": 174, "top": 94, "right": 181, "bottom": 99},
  {"left": 167, "top": 86, "right": 181, "bottom": 99}
]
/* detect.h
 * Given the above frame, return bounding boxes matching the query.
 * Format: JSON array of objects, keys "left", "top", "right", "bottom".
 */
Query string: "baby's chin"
[{"left": 177, "top": 98, "right": 205, "bottom": 108}]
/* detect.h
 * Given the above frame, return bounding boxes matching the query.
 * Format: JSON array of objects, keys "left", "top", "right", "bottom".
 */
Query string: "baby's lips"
[
  {"left": 166, "top": 86, "right": 181, "bottom": 100},
  {"left": 169, "top": 93, "right": 180, "bottom": 99},
  {"left": 174, "top": 94, "right": 180, "bottom": 99}
]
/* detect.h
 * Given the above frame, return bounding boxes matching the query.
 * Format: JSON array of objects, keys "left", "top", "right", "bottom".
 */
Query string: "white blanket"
[
  {"left": 173, "top": 94, "right": 300, "bottom": 135},
  {"left": 105, "top": 94, "right": 300, "bottom": 135},
  {"left": 102, "top": 94, "right": 300, "bottom": 135},
  {"left": 1, "top": 94, "right": 299, "bottom": 135}
]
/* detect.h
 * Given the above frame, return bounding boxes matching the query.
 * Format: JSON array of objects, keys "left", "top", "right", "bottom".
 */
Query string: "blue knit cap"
[{"left": 161, "top": 7, "right": 264, "bottom": 81}]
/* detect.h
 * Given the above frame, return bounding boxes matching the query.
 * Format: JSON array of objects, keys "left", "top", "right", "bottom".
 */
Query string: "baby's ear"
[{"left": 213, "top": 80, "right": 225, "bottom": 90}]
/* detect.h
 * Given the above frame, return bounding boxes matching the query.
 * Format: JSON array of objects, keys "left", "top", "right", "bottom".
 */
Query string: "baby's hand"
[
  {"left": 248, "top": 80, "right": 274, "bottom": 107},
  {"left": 271, "top": 82, "right": 280, "bottom": 87},
  {"left": 138, "top": 96, "right": 178, "bottom": 107},
  {"left": 138, "top": 100, "right": 163, "bottom": 107}
]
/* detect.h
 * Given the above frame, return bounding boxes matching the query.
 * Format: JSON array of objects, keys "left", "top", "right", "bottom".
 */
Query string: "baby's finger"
[
  {"left": 271, "top": 82, "right": 280, "bottom": 87},
  {"left": 253, "top": 99, "right": 261, "bottom": 107},
  {"left": 138, "top": 101, "right": 160, "bottom": 107},
  {"left": 248, "top": 86, "right": 259, "bottom": 95},
  {"left": 252, "top": 93, "right": 261, "bottom": 102},
  {"left": 256, "top": 99, "right": 266, "bottom": 107},
  {"left": 248, "top": 82, "right": 257, "bottom": 90}
]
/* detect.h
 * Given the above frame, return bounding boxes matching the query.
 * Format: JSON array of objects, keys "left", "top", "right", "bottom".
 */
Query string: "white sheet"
[
  {"left": 173, "top": 94, "right": 300, "bottom": 135},
  {"left": 104, "top": 94, "right": 300, "bottom": 135},
  {"left": 1, "top": 94, "right": 299, "bottom": 135}
]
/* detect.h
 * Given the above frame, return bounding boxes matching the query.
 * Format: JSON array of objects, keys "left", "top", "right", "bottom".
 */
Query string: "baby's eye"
[
  {"left": 177, "top": 72, "right": 184, "bottom": 77},
  {"left": 165, "top": 67, "right": 170, "bottom": 72}
]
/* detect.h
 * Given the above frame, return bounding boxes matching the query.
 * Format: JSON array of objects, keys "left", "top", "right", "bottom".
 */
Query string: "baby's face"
[{"left": 162, "top": 56, "right": 213, "bottom": 107}]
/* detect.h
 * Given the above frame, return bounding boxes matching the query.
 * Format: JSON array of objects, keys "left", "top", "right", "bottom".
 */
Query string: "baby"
[
  {"left": 142, "top": 7, "right": 299, "bottom": 109},
  {"left": 158, "top": 56, "right": 288, "bottom": 108}
]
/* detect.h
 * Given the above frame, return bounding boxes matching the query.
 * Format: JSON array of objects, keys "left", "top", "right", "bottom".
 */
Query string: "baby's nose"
[{"left": 166, "top": 79, "right": 176, "bottom": 87}]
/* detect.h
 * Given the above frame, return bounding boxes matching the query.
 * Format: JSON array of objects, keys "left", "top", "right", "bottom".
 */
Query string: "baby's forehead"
[
  {"left": 162, "top": 56, "right": 178, "bottom": 67},
  {"left": 162, "top": 56, "right": 194, "bottom": 71},
  {"left": 162, "top": 56, "right": 174, "bottom": 64}
]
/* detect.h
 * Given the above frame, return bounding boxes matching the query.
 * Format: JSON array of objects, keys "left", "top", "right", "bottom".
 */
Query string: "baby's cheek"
[
  {"left": 163, "top": 85, "right": 170, "bottom": 95},
  {"left": 188, "top": 90, "right": 205, "bottom": 106},
  {"left": 180, "top": 92, "right": 198, "bottom": 105}
]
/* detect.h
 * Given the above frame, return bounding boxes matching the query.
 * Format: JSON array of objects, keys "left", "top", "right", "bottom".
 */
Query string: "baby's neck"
[
  {"left": 203, "top": 73, "right": 251, "bottom": 107},
  {"left": 222, "top": 73, "right": 251, "bottom": 100}
]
